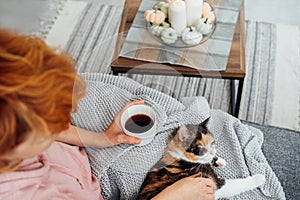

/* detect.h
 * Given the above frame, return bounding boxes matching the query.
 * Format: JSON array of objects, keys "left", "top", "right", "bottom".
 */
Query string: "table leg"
[
  {"left": 230, "top": 80, "right": 236, "bottom": 116},
  {"left": 112, "top": 70, "right": 118, "bottom": 76},
  {"left": 234, "top": 78, "right": 244, "bottom": 118}
]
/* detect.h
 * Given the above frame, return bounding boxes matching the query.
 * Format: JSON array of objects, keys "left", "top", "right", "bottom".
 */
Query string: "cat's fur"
[{"left": 137, "top": 118, "right": 265, "bottom": 200}]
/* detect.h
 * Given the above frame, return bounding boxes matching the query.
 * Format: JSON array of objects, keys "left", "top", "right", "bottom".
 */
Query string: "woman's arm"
[
  {"left": 55, "top": 125, "right": 113, "bottom": 147},
  {"left": 56, "top": 100, "right": 144, "bottom": 147}
]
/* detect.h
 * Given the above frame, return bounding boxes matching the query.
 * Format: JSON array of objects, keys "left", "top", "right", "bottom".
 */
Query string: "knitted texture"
[{"left": 71, "top": 73, "right": 285, "bottom": 200}]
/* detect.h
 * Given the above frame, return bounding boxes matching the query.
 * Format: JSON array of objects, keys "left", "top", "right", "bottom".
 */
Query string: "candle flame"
[{"left": 174, "top": 1, "right": 183, "bottom": 6}]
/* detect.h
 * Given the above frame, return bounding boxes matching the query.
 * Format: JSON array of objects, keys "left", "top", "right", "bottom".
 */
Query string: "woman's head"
[{"left": 0, "top": 29, "right": 86, "bottom": 172}]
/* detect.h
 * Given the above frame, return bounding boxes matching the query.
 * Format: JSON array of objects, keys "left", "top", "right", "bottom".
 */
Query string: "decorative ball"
[
  {"left": 182, "top": 26, "right": 203, "bottom": 45},
  {"left": 194, "top": 18, "right": 213, "bottom": 35},
  {"left": 202, "top": 2, "right": 212, "bottom": 13},
  {"left": 161, "top": 28, "right": 178, "bottom": 44},
  {"left": 153, "top": 2, "right": 169, "bottom": 17},
  {"left": 144, "top": 9, "right": 166, "bottom": 25},
  {"left": 161, "top": 21, "right": 171, "bottom": 28},
  {"left": 202, "top": 2, "right": 215, "bottom": 22},
  {"left": 150, "top": 24, "right": 165, "bottom": 36}
]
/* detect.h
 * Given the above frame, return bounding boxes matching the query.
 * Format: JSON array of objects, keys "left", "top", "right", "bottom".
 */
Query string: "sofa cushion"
[{"left": 243, "top": 121, "right": 300, "bottom": 200}]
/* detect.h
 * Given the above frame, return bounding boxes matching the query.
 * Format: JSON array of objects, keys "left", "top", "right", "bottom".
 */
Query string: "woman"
[{"left": 0, "top": 29, "right": 215, "bottom": 200}]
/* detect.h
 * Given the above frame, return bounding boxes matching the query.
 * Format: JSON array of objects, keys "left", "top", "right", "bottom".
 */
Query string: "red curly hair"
[{"left": 0, "top": 29, "right": 86, "bottom": 172}]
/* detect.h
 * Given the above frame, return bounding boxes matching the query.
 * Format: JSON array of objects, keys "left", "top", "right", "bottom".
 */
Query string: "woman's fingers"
[
  {"left": 117, "top": 134, "right": 140, "bottom": 145},
  {"left": 204, "top": 193, "right": 215, "bottom": 200},
  {"left": 197, "top": 177, "right": 215, "bottom": 186},
  {"left": 204, "top": 186, "right": 215, "bottom": 194}
]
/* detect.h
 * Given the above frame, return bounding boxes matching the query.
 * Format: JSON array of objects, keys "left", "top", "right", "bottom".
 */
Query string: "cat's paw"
[
  {"left": 216, "top": 157, "right": 226, "bottom": 168},
  {"left": 251, "top": 174, "right": 266, "bottom": 187}
]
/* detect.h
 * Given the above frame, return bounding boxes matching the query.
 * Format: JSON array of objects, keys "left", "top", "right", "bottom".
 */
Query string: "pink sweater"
[{"left": 0, "top": 142, "right": 104, "bottom": 200}]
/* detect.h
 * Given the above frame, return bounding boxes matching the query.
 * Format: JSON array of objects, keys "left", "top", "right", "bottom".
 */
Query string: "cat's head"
[{"left": 168, "top": 118, "right": 216, "bottom": 164}]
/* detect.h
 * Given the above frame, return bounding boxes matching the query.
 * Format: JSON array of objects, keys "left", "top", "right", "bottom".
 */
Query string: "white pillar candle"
[
  {"left": 185, "top": 0, "right": 203, "bottom": 26},
  {"left": 168, "top": 0, "right": 187, "bottom": 36}
]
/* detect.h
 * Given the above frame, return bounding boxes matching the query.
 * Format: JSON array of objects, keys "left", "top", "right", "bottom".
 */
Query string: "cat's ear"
[
  {"left": 200, "top": 117, "right": 210, "bottom": 129},
  {"left": 177, "top": 125, "right": 191, "bottom": 142}
]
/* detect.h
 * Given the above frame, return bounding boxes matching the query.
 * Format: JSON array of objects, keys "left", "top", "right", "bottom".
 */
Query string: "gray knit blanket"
[{"left": 71, "top": 73, "right": 285, "bottom": 200}]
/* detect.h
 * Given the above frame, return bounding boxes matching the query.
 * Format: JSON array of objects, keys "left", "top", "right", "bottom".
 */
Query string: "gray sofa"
[{"left": 243, "top": 121, "right": 300, "bottom": 200}]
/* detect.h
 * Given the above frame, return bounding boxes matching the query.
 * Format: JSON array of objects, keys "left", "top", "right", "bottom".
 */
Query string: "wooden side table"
[{"left": 111, "top": 0, "right": 246, "bottom": 118}]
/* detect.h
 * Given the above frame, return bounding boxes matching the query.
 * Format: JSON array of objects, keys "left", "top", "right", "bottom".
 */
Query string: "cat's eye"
[{"left": 192, "top": 147, "right": 207, "bottom": 156}]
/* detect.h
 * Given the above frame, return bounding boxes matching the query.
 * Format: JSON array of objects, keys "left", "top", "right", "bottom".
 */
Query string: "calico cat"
[{"left": 137, "top": 118, "right": 265, "bottom": 200}]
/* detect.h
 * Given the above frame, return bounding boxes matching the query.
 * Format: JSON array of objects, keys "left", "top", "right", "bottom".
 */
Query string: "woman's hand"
[
  {"left": 153, "top": 174, "right": 216, "bottom": 200},
  {"left": 103, "top": 100, "right": 144, "bottom": 146}
]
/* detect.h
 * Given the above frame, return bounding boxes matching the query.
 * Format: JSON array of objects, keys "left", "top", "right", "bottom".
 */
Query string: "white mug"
[{"left": 120, "top": 104, "right": 157, "bottom": 146}]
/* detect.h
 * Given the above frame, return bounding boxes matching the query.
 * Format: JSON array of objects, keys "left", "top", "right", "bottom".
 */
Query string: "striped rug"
[
  {"left": 63, "top": 2, "right": 299, "bottom": 131},
  {"left": 65, "top": 2, "right": 123, "bottom": 73}
]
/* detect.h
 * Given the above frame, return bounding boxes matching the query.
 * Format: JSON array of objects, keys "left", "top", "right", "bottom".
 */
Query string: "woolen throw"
[{"left": 71, "top": 73, "right": 285, "bottom": 200}]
